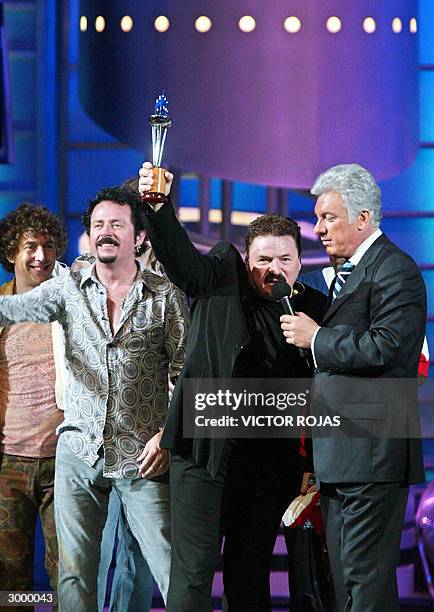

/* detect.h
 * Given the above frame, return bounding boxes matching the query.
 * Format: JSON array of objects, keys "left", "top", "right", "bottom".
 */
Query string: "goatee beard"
[{"left": 97, "top": 254, "right": 117, "bottom": 264}]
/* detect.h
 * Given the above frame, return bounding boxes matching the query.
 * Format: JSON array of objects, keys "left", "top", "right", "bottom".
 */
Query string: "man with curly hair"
[
  {"left": 0, "top": 202, "right": 68, "bottom": 600},
  {"left": 0, "top": 187, "right": 188, "bottom": 611}
]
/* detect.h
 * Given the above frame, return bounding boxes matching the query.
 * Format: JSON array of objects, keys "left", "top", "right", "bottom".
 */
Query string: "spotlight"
[
  {"left": 326, "top": 16, "right": 342, "bottom": 34},
  {"left": 283, "top": 17, "right": 302, "bottom": 34},
  {"left": 120, "top": 16, "right": 133, "bottom": 33},
  {"left": 154, "top": 16, "right": 170, "bottom": 33},
  {"left": 238, "top": 16, "right": 256, "bottom": 33},
  {"left": 392, "top": 18, "right": 402, "bottom": 34},
  {"left": 80, "top": 16, "right": 88, "bottom": 32},
  {"left": 195, "top": 16, "right": 212, "bottom": 33},
  {"left": 95, "top": 16, "right": 105, "bottom": 33},
  {"left": 409, "top": 17, "right": 417, "bottom": 34},
  {"left": 363, "top": 17, "right": 376, "bottom": 34}
]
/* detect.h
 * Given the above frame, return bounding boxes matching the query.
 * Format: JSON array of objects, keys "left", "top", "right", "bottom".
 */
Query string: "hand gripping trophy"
[{"left": 142, "top": 92, "right": 172, "bottom": 204}]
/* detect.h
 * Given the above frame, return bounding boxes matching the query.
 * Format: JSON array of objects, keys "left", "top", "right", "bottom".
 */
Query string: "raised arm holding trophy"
[{"left": 138, "top": 117, "right": 326, "bottom": 610}]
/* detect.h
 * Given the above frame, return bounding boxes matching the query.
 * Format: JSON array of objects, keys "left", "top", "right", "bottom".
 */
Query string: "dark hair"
[
  {"left": 82, "top": 186, "right": 147, "bottom": 256},
  {"left": 0, "top": 202, "right": 67, "bottom": 273},
  {"left": 245, "top": 214, "right": 301, "bottom": 256}
]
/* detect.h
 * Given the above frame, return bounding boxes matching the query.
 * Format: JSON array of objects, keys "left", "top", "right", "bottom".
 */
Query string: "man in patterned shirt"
[{"left": 0, "top": 187, "right": 188, "bottom": 611}]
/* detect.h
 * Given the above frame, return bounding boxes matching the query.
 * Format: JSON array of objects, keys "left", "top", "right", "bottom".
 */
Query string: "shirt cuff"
[{"left": 311, "top": 326, "right": 321, "bottom": 368}]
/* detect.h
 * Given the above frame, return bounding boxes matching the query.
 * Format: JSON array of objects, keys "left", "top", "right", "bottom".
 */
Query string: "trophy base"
[
  {"left": 141, "top": 166, "right": 168, "bottom": 204},
  {"left": 141, "top": 191, "right": 168, "bottom": 205}
]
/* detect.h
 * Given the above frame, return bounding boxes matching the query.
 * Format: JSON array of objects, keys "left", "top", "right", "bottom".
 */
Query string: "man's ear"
[
  {"left": 357, "top": 210, "right": 372, "bottom": 230},
  {"left": 135, "top": 230, "right": 146, "bottom": 249},
  {"left": 6, "top": 252, "right": 16, "bottom": 265}
]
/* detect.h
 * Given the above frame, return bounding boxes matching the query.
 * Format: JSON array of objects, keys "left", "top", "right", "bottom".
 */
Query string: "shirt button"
[{"left": 235, "top": 343, "right": 244, "bottom": 350}]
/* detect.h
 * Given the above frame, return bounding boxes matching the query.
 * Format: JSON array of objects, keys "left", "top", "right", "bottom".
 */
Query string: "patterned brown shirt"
[{"left": 0, "top": 263, "right": 188, "bottom": 478}]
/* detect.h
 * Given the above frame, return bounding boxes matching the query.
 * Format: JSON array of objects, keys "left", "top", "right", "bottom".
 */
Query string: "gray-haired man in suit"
[{"left": 281, "top": 163, "right": 426, "bottom": 612}]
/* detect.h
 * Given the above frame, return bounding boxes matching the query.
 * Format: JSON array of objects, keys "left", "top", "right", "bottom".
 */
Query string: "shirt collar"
[
  {"left": 348, "top": 228, "right": 382, "bottom": 267},
  {"left": 79, "top": 260, "right": 158, "bottom": 293},
  {"left": 78, "top": 263, "right": 96, "bottom": 288},
  {"left": 53, "top": 261, "right": 68, "bottom": 277},
  {"left": 322, "top": 266, "right": 336, "bottom": 287}
]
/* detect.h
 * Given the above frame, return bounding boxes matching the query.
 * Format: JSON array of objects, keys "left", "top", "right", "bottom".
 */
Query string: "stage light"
[
  {"left": 195, "top": 16, "right": 212, "bottom": 33},
  {"left": 238, "top": 16, "right": 256, "bottom": 33},
  {"left": 392, "top": 18, "right": 402, "bottom": 34},
  {"left": 120, "top": 16, "right": 133, "bottom": 32},
  {"left": 154, "top": 16, "right": 170, "bottom": 33},
  {"left": 80, "top": 16, "right": 87, "bottom": 32},
  {"left": 95, "top": 16, "right": 105, "bottom": 33},
  {"left": 283, "top": 17, "right": 302, "bottom": 34},
  {"left": 363, "top": 17, "right": 376, "bottom": 34},
  {"left": 326, "top": 16, "right": 342, "bottom": 34},
  {"left": 409, "top": 18, "right": 417, "bottom": 34}
]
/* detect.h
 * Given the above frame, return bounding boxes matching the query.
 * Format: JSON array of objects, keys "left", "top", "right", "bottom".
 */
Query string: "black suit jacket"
[
  {"left": 144, "top": 201, "right": 327, "bottom": 477},
  {"left": 311, "top": 234, "right": 426, "bottom": 485}
]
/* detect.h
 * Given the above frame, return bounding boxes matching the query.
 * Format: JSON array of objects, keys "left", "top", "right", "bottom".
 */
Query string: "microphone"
[
  {"left": 271, "top": 280, "right": 296, "bottom": 316},
  {"left": 271, "top": 280, "right": 311, "bottom": 365}
]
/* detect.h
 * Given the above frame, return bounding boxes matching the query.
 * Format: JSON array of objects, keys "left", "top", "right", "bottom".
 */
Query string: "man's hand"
[
  {"left": 138, "top": 161, "right": 174, "bottom": 197},
  {"left": 280, "top": 312, "right": 320, "bottom": 348},
  {"left": 300, "top": 472, "right": 317, "bottom": 496},
  {"left": 137, "top": 430, "right": 169, "bottom": 478}
]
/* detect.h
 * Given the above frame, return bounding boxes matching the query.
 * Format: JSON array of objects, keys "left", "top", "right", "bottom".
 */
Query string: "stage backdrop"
[{"left": 79, "top": 0, "right": 418, "bottom": 188}]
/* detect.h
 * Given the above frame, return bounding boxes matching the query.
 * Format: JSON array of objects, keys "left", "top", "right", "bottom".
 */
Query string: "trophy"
[{"left": 142, "top": 92, "right": 172, "bottom": 204}]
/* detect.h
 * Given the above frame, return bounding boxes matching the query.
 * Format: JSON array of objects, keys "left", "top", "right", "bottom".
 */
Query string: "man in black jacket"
[
  {"left": 281, "top": 163, "right": 426, "bottom": 612},
  {"left": 139, "top": 162, "right": 327, "bottom": 612}
]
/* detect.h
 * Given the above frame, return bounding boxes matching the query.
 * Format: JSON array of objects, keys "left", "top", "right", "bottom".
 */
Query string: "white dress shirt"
[{"left": 311, "top": 228, "right": 383, "bottom": 365}]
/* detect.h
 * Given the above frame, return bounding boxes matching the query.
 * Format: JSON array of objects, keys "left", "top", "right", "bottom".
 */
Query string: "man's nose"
[
  {"left": 314, "top": 219, "right": 323, "bottom": 235},
  {"left": 34, "top": 246, "right": 46, "bottom": 261},
  {"left": 269, "top": 259, "right": 281, "bottom": 274}
]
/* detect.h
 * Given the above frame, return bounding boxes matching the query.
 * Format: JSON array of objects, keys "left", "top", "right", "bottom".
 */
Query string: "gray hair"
[{"left": 311, "top": 164, "right": 382, "bottom": 227}]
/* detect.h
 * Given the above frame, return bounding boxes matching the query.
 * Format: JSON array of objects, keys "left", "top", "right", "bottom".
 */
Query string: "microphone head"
[{"left": 271, "top": 280, "right": 292, "bottom": 300}]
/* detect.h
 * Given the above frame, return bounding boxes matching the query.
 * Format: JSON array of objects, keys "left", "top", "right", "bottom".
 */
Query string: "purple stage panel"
[{"left": 79, "top": 1, "right": 418, "bottom": 188}]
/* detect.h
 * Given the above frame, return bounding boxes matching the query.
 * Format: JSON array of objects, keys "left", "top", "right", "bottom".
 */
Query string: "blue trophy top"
[
  {"left": 149, "top": 92, "right": 172, "bottom": 128},
  {"left": 154, "top": 93, "right": 169, "bottom": 117}
]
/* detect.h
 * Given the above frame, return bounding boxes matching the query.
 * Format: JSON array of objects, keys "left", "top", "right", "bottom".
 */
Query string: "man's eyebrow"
[
  {"left": 257, "top": 252, "right": 292, "bottom": 257},
  {"left": 23, "top": 237, "right": 55, "bottom": 246}
]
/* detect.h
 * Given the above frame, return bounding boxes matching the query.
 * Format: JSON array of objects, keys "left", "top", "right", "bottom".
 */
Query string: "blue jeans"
[
  {"left": 54, "top": 435, "right": 170, "bottom": 612},
  {"left": 97, "top": 489, "right": 154, "bottom": 611}
]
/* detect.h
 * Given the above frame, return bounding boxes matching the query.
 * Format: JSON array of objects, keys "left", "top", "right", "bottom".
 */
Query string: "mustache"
[
  {"left": 265, "top": 272, "right": 286, "bottom": 283},
  {"left": 97, "top": 236, "right": 119, "bottom": 247}
]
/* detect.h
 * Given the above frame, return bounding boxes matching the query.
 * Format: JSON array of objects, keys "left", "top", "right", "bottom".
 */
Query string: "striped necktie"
[{"left": 332, "top": 260, "right": 355, "bottom": 300}]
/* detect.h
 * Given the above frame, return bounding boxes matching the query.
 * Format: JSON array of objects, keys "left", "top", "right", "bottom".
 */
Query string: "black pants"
[
  {"left": 320, "top": 481, "right": 408, "bottom": 612},
  {"left": 166, "top": 439, "right": 299, "bottom": 612}
]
